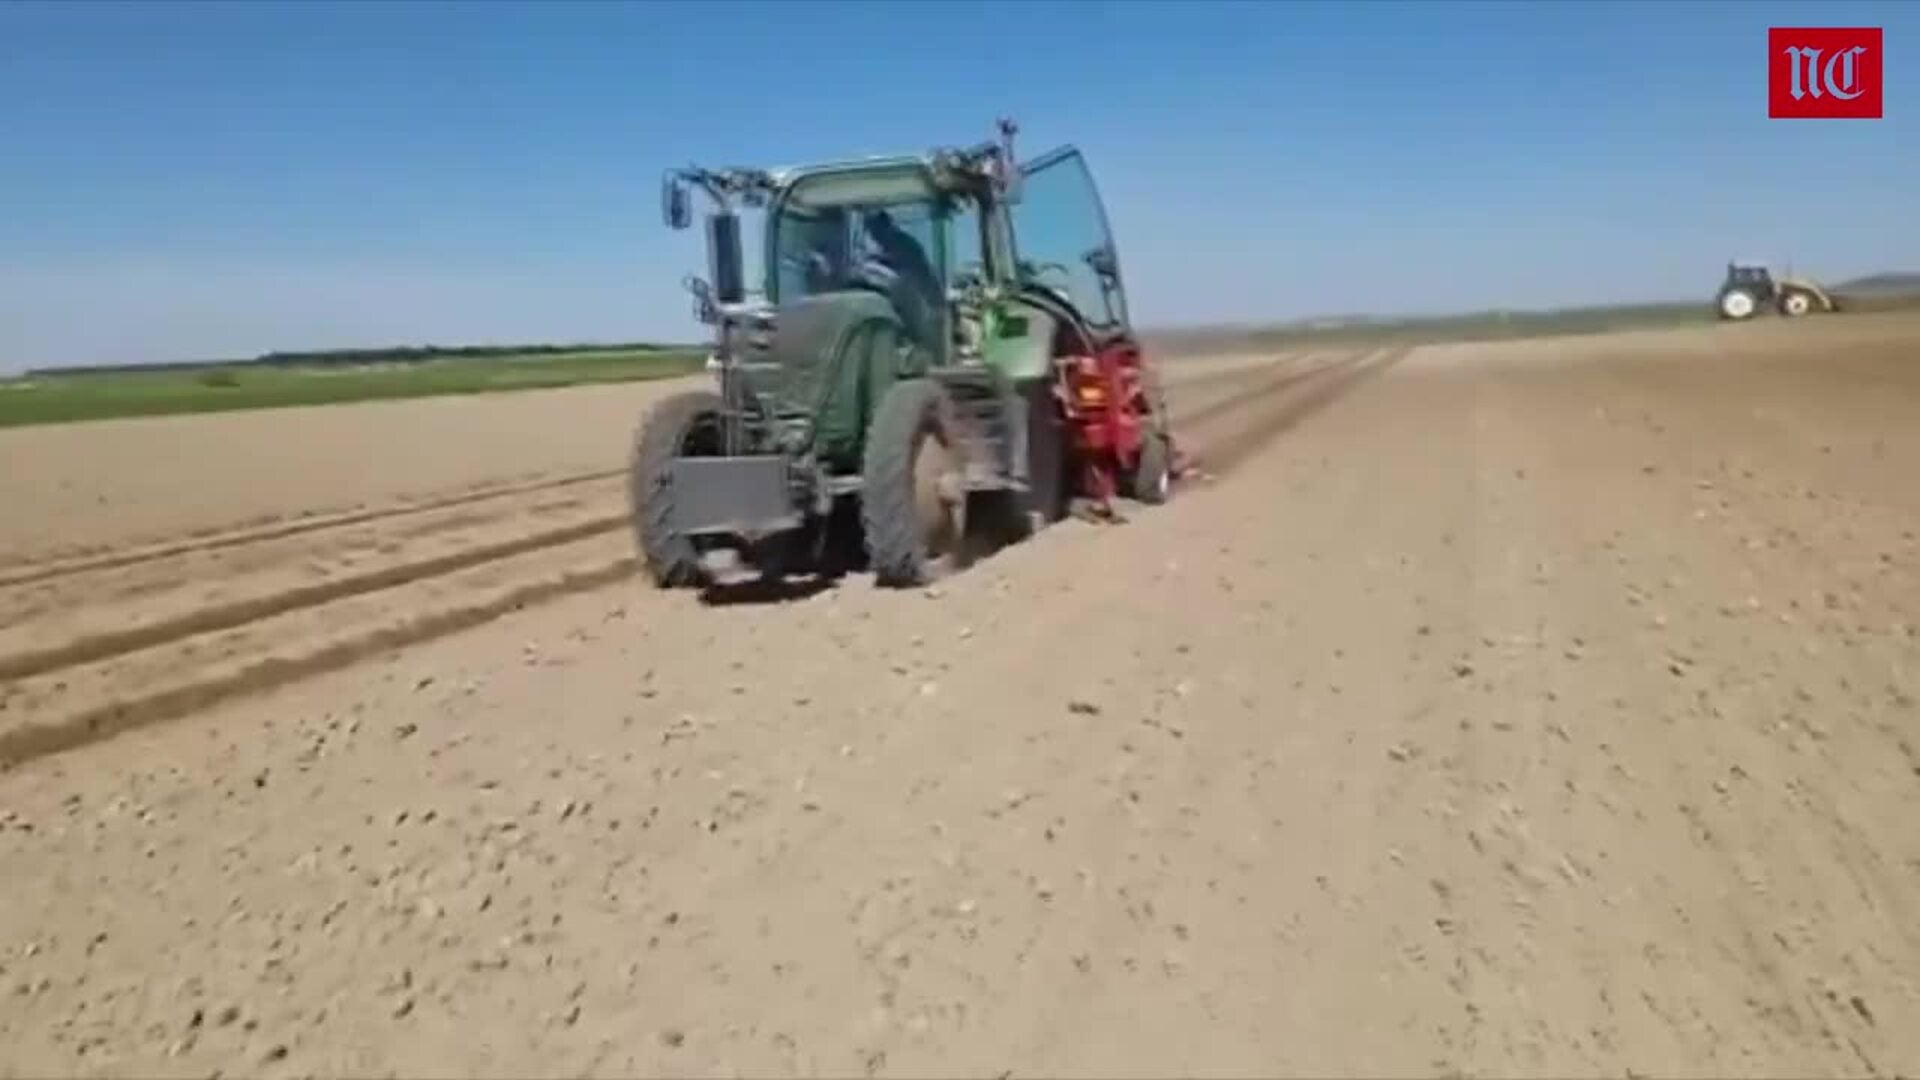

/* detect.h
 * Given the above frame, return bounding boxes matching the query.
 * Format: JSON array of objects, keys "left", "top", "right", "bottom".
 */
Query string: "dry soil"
[{"left": 2, "top": 315, "right": 1917, "bottom": 1078}]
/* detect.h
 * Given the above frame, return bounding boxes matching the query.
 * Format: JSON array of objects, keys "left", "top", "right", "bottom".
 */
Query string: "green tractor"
[{"left": 633, "top": 120, "right": 1179, "bottom": 590}]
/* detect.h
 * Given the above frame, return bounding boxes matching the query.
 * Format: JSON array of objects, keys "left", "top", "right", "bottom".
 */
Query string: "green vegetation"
[
  {"left": 0, "top": 347, "right": 705, "bottom": 429},
  {"left": 27, "top": 340, "right": 685, "bottom": 378}
]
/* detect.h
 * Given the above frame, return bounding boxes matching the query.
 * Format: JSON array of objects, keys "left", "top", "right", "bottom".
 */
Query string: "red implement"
[{"left": 1053, "top": 340, "right": 1187, "bottom": 516}]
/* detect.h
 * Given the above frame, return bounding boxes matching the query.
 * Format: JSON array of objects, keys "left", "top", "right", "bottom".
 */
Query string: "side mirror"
[
  {"left": 683, "top": 276, "right": 717, "bottom": 324},
  {"left": 662, "top": 173, "right": 692, "bottom": 230},
  {"left": 707, "top": 211, "right": 745, "bottom": 305}
]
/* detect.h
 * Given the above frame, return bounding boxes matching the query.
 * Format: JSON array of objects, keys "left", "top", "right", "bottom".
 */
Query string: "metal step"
[{"left": 946, "top": 386, "right": 1015, "bottom": 481}]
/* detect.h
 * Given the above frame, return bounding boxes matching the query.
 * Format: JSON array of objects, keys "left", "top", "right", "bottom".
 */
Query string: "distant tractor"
[
  {"left": 1715, "top": 261, "right": 1840, "bottom": 321},
  {"left": 632, "top": 119, "right": 1183, "bottom": 590}
]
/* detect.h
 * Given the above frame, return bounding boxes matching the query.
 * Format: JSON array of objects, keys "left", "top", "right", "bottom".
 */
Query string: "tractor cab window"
[
  {"left": 851, "top": 202, "right": 944, "bottom": 348},
  {"left": 851, "top": 203, "right": 940, "bottom": 287},
  {"left": 946, "top": 194, "right": 987, "bottom": 288},
  {"left": 774, "top": 206, "right": 854, "bottom": 299},
  {"left": 1011, "top": 147, "right": 1128, "bottom": 333},
  {"left": 771, "top": 204, "right": 940, "bottom": 296},
  {"left": 769, "top": 166, "right": 946, "bottom": 305},
  {"left": 771, "top": 201, "right": 943, "bottom": 299}
]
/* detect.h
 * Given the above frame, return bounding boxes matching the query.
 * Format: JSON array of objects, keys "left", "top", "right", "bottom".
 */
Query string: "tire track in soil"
[
  {"left": 1178, "top": 346, "right": 1411, "bottom": 478},
  {"left": 1172, "top": 351, "right": 1348, "bottom": 431},
  {"left": 0, "top": 351, "right": 1351, "bottom": 770},
  {"left": 0, "top": 468, "right": 626, "bottom": 590},
  {"left": 0, "top": 487, "right": 612, "bottom": 632},
  {"left": 0, "top": 535, "right": 639, "bottom": 770},
  {"left": 1148, "top": 351, "right": 1321, "bottom": 414},
  {"left": 0, "top": 512, "right": 630, "bottom": 683}
]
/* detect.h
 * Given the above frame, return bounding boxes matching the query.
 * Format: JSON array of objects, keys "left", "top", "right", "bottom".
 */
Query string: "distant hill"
[{"left": 1834, "top": 271, "right": 1920, "bottom": 295}]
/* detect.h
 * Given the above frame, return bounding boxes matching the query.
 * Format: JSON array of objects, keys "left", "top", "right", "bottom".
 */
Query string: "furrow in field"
[
  {"left": 1170, "top": 350, "right": 1357, "bottom": 434},
  {"left": 0, "top": 530, "right": 639, "bottom": 768},
  {"left": 1156, "top": 349, "right": 1322, "bottom": 414},
  {"left": 0, "top": 484, "right": 604, "bottom": 630},
  {"left": 1180, "top": 346, "right": 1411, "bottom": 475},
  {"left": 0, "top": 508, "right": 631, "bottom": 683},
  {"left": 0, "top": 467, "right": 626, "bottom": 590},
  {"left": 0, "top": 466, "right": 634, "bottom": 667}
]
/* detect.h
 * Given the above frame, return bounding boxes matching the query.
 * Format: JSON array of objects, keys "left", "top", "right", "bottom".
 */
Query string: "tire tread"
[
  {"left": 861, "top": 379, "right": 952, "bottom": 588},
  {"left": 629, "top": 389, "right": 725, "bottom": 588}
]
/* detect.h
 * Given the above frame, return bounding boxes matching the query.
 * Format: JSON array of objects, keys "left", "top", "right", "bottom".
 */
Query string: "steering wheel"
[
  {"left": 1019, "top": 259, "right": 1073, "bottom": 283},
  {"left": 850, "top": 254, "right": 900, "bottom": 292}
]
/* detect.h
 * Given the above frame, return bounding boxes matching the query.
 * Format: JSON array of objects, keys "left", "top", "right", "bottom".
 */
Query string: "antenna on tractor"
[{"left": 996, "top": 116, "right": 1021, "bottom": 201}]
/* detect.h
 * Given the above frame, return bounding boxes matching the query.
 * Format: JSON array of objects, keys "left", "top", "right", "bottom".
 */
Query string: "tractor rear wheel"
[
  {"left": 862, "top": 379, "right": 968, "bottom": 588},
  {"left": 1023, "top": 379, "right": 1071, "bottom": 528},
  {"left": 1718, "top": 287, "right": 1758, "bottom": 320},
  {"left": 1778, "top": 287, "right": 1814, "bottom": 317},
  {"left": 628, "top": 388, "right": 725, "bottom": 588},
  {"left": 983, "top": 379, "right": 1069, "bottom": 544}
]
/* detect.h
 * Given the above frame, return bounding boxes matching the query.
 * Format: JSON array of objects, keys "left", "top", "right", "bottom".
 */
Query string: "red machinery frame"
[{"left": 1054, "top": 339, "right": 1158, "bottom": 512}]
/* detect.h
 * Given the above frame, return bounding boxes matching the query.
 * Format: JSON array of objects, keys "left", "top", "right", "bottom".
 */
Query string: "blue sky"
[{"left": 1, "top": 0, "right": 1914, "bottom": 369}]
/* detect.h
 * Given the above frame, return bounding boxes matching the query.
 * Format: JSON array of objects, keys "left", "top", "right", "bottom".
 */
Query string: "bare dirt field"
[{"left": 2, "top": 313, "right": 1918, "bottom": 1078}]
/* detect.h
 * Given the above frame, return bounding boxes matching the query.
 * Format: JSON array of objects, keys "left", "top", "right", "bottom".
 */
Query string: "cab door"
[{"left": 1011, "top": 146, "right": 1132, "bottom": 338}]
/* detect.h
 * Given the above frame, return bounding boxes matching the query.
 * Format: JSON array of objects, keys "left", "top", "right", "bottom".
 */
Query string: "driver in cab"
[{"left": 862, "top": 208, "right": 943, "bottom": 346}]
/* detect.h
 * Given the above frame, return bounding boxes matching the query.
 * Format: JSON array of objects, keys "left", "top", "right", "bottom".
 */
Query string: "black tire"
[
  {"left": 1023, "top": 378, "right": 1071, "bottom": 527},
  {"left": 1129, "top": 431, "right": 1172, "bottom": 505},
  {"left": 628, "top": 388, "right": 725, "bottom": 588},
  {"left": 861, "top": 378, "right": 966, "bottom": 588},
  {"left": 1777, "top": 287, "right": 1815, "bottom": 317},
  {"left": 980, "top": 379, "right": 1069, "bottom": 545}
]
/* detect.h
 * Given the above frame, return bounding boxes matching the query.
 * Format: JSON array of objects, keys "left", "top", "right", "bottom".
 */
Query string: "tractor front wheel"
[
  {"left": 862, "top": 379, "right": 969, "bottom": 588},
  {"left": 628, "top": 388, "right": 725, "bottom": 588},
  {"left": 1778, "top": 287, "right": 1815, "bottom": 317}
]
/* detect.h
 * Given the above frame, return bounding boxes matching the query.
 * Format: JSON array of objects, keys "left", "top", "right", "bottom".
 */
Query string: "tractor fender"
[{"left": 1776, "top": 276, "right": 1837, "bottom": 310}]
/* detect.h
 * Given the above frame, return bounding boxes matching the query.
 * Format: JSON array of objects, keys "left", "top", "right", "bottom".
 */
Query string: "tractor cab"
[
  {"left": 1724, "top": 262, "right": 1776, "bottom": 293},
  {"left": 659, "top": 130, "right": 1140, "bottom": 378}
]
